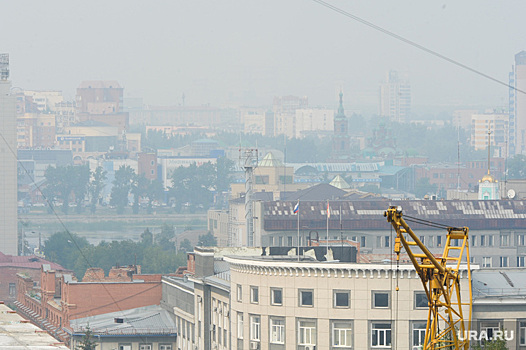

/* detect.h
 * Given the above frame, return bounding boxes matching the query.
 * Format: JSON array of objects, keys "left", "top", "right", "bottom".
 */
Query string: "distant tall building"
[
  {"left": 331, "top": 91, "right": 350, "bottom": 159},
  {"left": 510, "top": 51, "right": 526, "bottom": 155},
  {"left": 0, "top": 54, "right": 18, "bottom": 255},
  {"left": 471, "top": 112, "right": 509, "bottom": 157},
  {"left": 379, "top": 70, "right": 411, "bottom": 123}
]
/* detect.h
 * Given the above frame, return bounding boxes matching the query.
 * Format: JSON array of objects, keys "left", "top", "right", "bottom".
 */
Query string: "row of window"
[
  {"left": 239, "top": 316, "right": 401, "bottom": 349},
  {"left": 238, "top": 285, "right": 427, "bottom": 310},
  {"left": 117, "top": 345, "right": 171, "bottom": 350},
  {"left": 376, "top": 234, "right": 526, "bottom": 249},
  {"left": 238, "top": 318, "right": 526, "bottom": 349}
]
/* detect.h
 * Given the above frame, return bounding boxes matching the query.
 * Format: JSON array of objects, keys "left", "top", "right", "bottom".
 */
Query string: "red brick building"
[
  {"left": 15, "top": 264, "right": 162, "bottom": 343},
  {"left": 0, "top": 251, "right": 68, "bottom": 306}
]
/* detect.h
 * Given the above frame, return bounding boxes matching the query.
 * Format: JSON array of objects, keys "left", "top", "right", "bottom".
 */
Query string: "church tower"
[{"left": 332, "top": 91, "right": 350, "bottom": 160}]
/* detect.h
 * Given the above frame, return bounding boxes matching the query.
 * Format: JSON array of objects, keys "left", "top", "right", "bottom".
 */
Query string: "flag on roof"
[
  {"left": 293, "top": 201, "right": 299, "bottom": 214},
  {"left": 327, "top": 201, "right": 331, "bottom": 218}
]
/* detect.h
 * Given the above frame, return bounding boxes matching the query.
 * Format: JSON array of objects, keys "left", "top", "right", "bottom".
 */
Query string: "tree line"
[
  {"left": 43, "top": 224, "right": 217, "bottom": 279},
  {"left": 42, "top": 156, "right": 234, "bottom": 215}
]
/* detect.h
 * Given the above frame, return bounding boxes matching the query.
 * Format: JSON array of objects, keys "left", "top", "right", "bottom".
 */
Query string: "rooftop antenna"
[
  {"left": 457, "top": 125, "right": 461, "bottom": 192},
  {"left": 487, "top": 129, "right": 492, "bottom": 176},
  {"left": 241, "top": 148, "right": 258, "bottom": 247}
]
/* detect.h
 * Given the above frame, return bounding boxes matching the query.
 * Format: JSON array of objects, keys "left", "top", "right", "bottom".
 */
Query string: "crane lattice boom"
[{"left": 384, "top": 206, "right": 472, "bottom": 350}]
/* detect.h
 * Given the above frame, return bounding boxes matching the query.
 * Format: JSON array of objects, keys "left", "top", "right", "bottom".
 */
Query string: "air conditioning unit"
[
  {"left": 250, "top": 341, "right": 260, "bottom": 350},
  {"left": 304, "top": 346, "right": 315, "bottom": 350}
]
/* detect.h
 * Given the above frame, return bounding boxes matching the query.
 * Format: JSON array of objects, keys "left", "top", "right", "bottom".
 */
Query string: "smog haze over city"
[{"left": 2, "top": 0, "right": 526, "bottom": 110}]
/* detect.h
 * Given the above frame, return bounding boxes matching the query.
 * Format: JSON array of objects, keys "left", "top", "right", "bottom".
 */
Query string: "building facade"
[
  {"left": 379, "top": 71, "right": 411, "bottom": 123},
  {"left": 162, "top": 247, "right": 474, "bottom": 350},
  {"left": 0, "top": 56, "right": 18, "bottom": 255},
  {"left": 511, "top": 51, "right": 526, "bottom": 155}
]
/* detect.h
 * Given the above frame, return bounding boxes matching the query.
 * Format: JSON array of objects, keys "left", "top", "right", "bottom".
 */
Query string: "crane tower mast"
[{"left": 385, "top": 206, "right": 472, "bottom": 350}]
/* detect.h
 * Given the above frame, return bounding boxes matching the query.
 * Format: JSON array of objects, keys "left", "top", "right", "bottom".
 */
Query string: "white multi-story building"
[
  {"left": 162, "top": 247, "right": 478, "bottom": 350},
  {"left": 0, "top": 54, "right": 17, "bottom": 255},
  {"left": 510, "top": 51, "right": 526, "bottom": 155},
  {"left": 470, "top": 111, "right": 509, "bottom": 155},
  {"left": 273, "top": 109, "right": 334, "bottom": 139},
  {"left": 379, "top": 71, "right": 411, "bottom": 123}
]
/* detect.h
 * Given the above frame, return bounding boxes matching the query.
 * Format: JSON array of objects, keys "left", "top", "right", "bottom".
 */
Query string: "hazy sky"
[{"left": 2, "top": 1, "right": 526, "bottom": 112}]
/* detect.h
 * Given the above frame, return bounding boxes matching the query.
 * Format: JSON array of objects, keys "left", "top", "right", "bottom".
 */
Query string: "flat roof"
[{"left": 0, "top": 303, "right": 68, "bottom": 349}]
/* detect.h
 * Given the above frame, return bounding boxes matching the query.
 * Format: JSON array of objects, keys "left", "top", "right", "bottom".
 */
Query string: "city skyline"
[{"left": 1, "top": 1, "right": 525, "bottom": 110}]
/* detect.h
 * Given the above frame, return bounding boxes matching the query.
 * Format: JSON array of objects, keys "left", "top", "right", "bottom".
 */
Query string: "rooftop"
[
  {"left": 0, "top": 303, "right": 68, "bottom": 349},
  {"left": 68, "top": 305, "right": 176, "bottom": 336}
]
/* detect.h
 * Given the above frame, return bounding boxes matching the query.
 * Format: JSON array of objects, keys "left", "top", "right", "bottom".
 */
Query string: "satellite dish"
[{"left": 508, "top": 189, "right": 516, "bottom": 199}]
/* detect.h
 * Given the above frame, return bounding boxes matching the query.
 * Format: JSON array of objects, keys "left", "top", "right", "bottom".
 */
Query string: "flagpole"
[
  {"left": 326, "top": 200, "right": 330, "bottom": 257},
  {"left": 297, "top": 200, "right": 300, "bottom": 261}
]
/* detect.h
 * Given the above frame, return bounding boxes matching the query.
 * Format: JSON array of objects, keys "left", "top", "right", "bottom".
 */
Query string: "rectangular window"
[
  {"left": 139, "top": 345, "right": 152, "bottom": 350},
  {"left": 271, "top": 288, "right": 283, "bottom": 305},
  {"left": 250, "top": 286, "right": 259, "bottom": 303},
  {"left": 483, "top": 257, "right": 492, "bottom": 268},
  {"left": 237, "top": 284, "right": 242, "bottom": 302},
  {"left": 237, "top": 312, "right": 244, "bottom": 339},
  {"left": 8, "top": 283, "right": 15, "bottom": 297},
  {"left": 518, "top": 256, "right": 526, "bottom": 267},
  {"left": 270, "top": 318, "right": 285, "bottom": 344},
  {"left": 298, "top": 320, "right": 316, "bottom": 345},
  {"left": 471, "top": 235, "right": 477, "bottom": 247},
  {"left": 384, "top": 236, "right": 390, "bottom": 248},
  {"left": 250, "top": 315, "right": 260, "bottom": 341},
  {"left": 518, "top": 234, "right": 526, "bottom": 246},
  {"left": 520, "top": 322, "right": 526, "bottom": 345},
  {"left": 287, "top": 236, "right": 293, "bottom": 246},
  {"left": 372, "top": 291, "right": 390, "bottom": 309},
  {"left": 481, "top": 235, "right": 486, "bottom": 246},
  {"left": 371, "top": 323, "right": 392, "bottom": 348},
  {"left": 333, "top": 321, "right": 352, "bottom": 347},
  {"left": 159, "top": 346, "right": 172, "bottom": 350},
  {"left": 119, "top": 345, "right": 132, "bottom": 350},
  {"left": 299, "top": 289, "right": 314, "bottom": 307},
  {"left": 361, "top": 236, "right": 366, "bottom": 248},
  {"left": 414, "top": 292, "right": 427, "bottom": 309},
  {"left": 480, "top": 321, "right": 501, "bottom": 339},
  {"left": 334, "top": 290, "right": 350, "bottom": 308},
  {"left": 488, "top": 235, "right": 494, "bottom": 246},
  {"left": 501, "top": 235, "right": 509, "bottom": 247},
  {"left": 412, "top": 322, "right": 426, "bottom": 350},
  {"left": 436, "top": 236, "right": 442, "bottom": 247},
  {"left": 500, "top": 256, "right": 509, "bottom": 267}
]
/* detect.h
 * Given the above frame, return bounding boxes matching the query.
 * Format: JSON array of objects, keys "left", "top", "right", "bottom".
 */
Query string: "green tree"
[
  {"left": 110, "top": 165, "right": 135, "bottom": 214},
  {"left": 146, "top": 179, "right": 164, "bottom": 214},
  {"left": 473, "top": 333, "right": 509, "bottom": 350},
  {"left": 215, "top": 156, "right": 234, "bottom": 193},
  {"left": 170, "top": 162, "right": 216, "bottom": 212},
  {"left": 507, "top": 154, "right": 526, "bottom": 179},
  {"left": 198, "top": 232, "right": 217, "bottom": 247},
  {"left": 76, "top": 325, "right": 97, "bottom": 350},
  {"left": 140, "top": 228, "right": 153, "bottom": 246},
  {"left": 44, "top": 231, "right": 91, "bottom": 269},
  {"left": 414, "top": 177, "right": 438, "bottom": 198},
  {"left": 180, "top": 238, "right": 193, "bottom": 252},
  {"left": 131, "top": 174, "right": 149, "bottom": 214},
  {"left": 155, "top": 223, "right": 175, "bottom": 249},
  {"left": 43, "top": 165, "right": 77, "bottom": 214},
  {"left": 88, "top": 166, "right": 107, "bottom": 214},
  {"left": 72, "top": 165, "right": 91, "bottom": 214}
]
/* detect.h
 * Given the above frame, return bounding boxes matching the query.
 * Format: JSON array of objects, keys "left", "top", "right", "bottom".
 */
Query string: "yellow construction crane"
[{"left": 384, "top": 206, "right": 472, "bottom": 350}]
